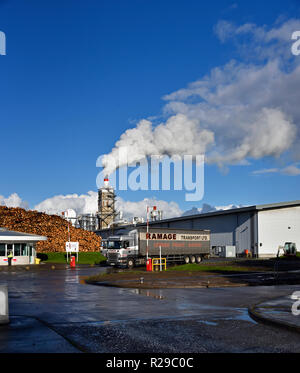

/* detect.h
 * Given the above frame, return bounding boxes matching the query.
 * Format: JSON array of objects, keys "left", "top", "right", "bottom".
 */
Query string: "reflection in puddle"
[
  {"left": 222, "top": 308, "right": 257, "bottom": 324},
  {"left": 197, "top": 320, "right": 218, "bottom": 326},
  {"left": 127, "top": 288, "right": 165, "bottom": 300}
]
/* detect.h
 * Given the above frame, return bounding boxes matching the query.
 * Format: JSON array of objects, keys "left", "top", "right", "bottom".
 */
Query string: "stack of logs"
[{"left": 0, "top": 206, "right": 101, "bottom": 252}]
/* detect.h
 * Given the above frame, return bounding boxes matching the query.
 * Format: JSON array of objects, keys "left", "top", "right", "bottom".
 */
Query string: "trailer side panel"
[{"left": 138, "top": 228, "right": 210, "bottom": 256}]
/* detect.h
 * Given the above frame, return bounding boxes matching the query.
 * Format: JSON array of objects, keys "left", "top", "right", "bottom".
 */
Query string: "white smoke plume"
[
  {"left": 102, "top": 114, "right": 214, "bottom": 176},
  {"left": 101, "top": 18, "right": 300, "bottom": 175}
]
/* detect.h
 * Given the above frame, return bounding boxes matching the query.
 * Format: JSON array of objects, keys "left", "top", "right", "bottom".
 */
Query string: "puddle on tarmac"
[
  {"left": 197, "top": 320, "right": 218, "bottom": 326},
  {"left": 125, "top": 288, "right": 165, "bottom": 300},
  {"left": 221, "top": 308, "right": 257, "bottom": 324}
]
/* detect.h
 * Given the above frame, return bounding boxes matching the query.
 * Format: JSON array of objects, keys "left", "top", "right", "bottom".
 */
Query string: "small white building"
[{"left": 0, "top": 228, "right": 47, "bottom": 266}]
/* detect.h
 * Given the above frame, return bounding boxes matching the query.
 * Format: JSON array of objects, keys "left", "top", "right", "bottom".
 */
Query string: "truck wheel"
[
  {"left": 184, "top": 256, "right": 190, "bottom": 264},
  {"left": 196, "top": 255, "right": 202, "bottom": 264},
  {"left": 127, "top": 258, "right": 135, "bottom": 269},
  {"left": 189, "top": 255, "right": 196, "bottom": 264}
]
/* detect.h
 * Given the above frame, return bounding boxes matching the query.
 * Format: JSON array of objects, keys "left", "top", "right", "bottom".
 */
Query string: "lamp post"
[{"left": 146, "top": 206, "right": 157, "bottom": 260}]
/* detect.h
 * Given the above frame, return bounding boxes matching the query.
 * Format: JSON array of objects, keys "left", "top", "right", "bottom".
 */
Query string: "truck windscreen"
[{"left": 108, "top": 241, "right": 122, "bottom": 249}]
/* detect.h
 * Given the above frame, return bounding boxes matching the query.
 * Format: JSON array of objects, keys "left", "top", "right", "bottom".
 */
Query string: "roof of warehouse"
[
  {"left": 148, "top": 199, "right": 300, "bottom": 224},
  {"left": 144, "top": 199, "right": 300, "bottom": 225},
  {"left": 96, "top": 199, "right": 300, "bottom": 233},
  {"left": 0, "top": 228, "right": 47, "bottom": 241},
  {"left": 256, "top": 200, "right": 300, "bottom": 210}
]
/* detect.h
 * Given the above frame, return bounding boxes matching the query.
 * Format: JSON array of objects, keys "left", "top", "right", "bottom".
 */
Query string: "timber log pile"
[{"left": 0, "top": 206, "right": 101, "bottom": 252}]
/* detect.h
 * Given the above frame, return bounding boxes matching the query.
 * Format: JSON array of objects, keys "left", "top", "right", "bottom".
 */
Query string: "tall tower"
[{"left": 97, "top": 178, "right": 116, "bottom": 229}]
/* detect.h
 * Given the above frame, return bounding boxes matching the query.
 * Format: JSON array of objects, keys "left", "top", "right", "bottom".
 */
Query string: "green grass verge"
[
  {"left": 277, "top": 252, "right": 300, "bottom": 260},
  {"left": 37, "top": 252, "right": 107, "bottom": 265},
  {"left": 167, "top": 263, "right": 266, "bottom": 273},
  {"left": 86, "top": 263, "right": 268, "bottom": 283}
]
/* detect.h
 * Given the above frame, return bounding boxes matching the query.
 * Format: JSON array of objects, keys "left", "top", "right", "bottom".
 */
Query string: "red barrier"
[
  {"left": 146, "top": 258, "right": 152, "bottom": 272},
  {"left": 70, "top": 255, "right": 76, "bottom": 268}
]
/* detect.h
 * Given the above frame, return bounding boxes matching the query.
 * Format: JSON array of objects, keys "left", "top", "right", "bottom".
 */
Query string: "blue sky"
[{"left": 0, "top": 0, "right": 300, "bottom": 217}]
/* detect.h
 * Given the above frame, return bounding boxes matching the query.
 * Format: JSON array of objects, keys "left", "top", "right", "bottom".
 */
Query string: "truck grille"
[{"left": 108, "top": 252, "right": 118, "bottom": 262}]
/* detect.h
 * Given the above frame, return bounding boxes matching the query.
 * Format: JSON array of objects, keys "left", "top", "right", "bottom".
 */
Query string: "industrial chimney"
[{"left": 97, "top": 177, "right": 116, "bottom": 230}]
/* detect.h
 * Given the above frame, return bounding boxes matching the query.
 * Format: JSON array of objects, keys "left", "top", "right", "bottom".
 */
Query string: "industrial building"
[
  {"left": 61, "top": 178, "right": 117, "bottom": 232},
  {"left": 97, "top": 178, "right": 116, "bottom": 230},
  {"left": 96, "top": 200, "right": 300, "bottom": 258},
  {"left": 0, "top": 228, "right": 47, "bottom": 265}
]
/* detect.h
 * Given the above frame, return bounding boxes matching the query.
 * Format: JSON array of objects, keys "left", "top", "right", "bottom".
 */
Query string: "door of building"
[
  {"left": 29, "top": 245, "right": 35, "bottom": 264},
  {"left": 240, "top": 227, "right": 249, "bottom": 253}
]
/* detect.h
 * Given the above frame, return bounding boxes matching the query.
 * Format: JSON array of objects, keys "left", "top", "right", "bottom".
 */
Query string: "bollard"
[
  {"left": 0, "top": 285, "right": 9, "bottom": 325},
  {"left": 70, "top": 256, "right": 76, "bottom": 268},
  {"left": 146, "top": 258, "right": 152, "bottom": 272}
]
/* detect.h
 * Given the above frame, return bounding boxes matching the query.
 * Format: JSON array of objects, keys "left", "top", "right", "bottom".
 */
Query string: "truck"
[
  {"left": 105, "top": 227, "right": 211, "bottom": 269},
  {"left": 100, "top": 238, "right": 108, "bottom": 258}
]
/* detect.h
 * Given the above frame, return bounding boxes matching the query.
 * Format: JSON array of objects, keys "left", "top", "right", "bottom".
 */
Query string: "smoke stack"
[{"left": 104, "top": 177, "right": 109, "bottom": 188}]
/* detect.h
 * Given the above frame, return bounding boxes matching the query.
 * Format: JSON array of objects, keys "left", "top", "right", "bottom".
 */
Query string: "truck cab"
[
  {"left": 106, "top": 232, "right": 139, "bottom": 268},
  {"left": 100, "top": 239, "right": 108, "bottom": 258}
]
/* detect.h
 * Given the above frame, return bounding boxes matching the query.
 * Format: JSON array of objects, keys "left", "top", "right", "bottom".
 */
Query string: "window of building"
[
  {"left": 29, "top": 245, "right": 34, "bottom": 257},
  {"left": 7, "top": 244, "right": 13, "bottom": 256},
  {"left": 0, "top": 244, "right": 5, "bottom": 256},
  {"left": 14, "top": 244, "right": 21, "bottom": 256},
  {"left": 21, "top": 244, "right": 28, "bottom": 256}
]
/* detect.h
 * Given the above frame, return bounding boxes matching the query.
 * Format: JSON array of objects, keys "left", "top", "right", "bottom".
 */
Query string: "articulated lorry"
[{"left": 105, "top": 227, "right": 210, "bottom": 269}]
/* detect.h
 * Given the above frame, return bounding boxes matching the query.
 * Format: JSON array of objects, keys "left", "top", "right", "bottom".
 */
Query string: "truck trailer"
[{"left": 105, "top": 227, "right": 210, "bottom": 268}]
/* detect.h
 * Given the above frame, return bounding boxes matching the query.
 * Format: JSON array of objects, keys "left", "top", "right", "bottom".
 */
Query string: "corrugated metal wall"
[
  {"left": 148, "top": 211, "right": 254, "bottom": 255},
  {"left": 97, "top": 211, "right": 256, "bottom": 255}
]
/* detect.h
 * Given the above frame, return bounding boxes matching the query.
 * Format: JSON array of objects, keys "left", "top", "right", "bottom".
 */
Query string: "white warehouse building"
[{"left": 97, "top": 200, "right": 300, "bottom": 258}]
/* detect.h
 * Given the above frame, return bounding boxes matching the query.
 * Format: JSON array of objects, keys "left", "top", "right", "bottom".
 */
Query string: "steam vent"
[{"left": 97, "top": 178, "right": 116, "bottom": 229}]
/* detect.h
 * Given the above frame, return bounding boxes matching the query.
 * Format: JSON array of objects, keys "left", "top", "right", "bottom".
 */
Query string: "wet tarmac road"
[{"left": 0, "top": 265, "right": 300, "bottom": 353}]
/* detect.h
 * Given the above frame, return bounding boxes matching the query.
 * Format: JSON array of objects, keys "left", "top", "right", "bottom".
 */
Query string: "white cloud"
[
  {"left": 34, "top": 191, "right": 98, "bottom": 215},
  {"left": 183, "top": 203, "right": 244, "bottom": 216},
  {"left": 252, "top": 164, "right": 300, "bottom": 176},
  {"left": 163, "top": 60, "right": 299, "bottom": 166},
  {"left": 33, "top": 191, "right": 183, "bottom": 221},
  {"left": 252, "top": 168, "right": 279, "bottom": 175},
  {"left": 281, "top": 165, "right": 300, "bottom": 176},
  {"left": 100, "top": 18, "right": 300, "bottom": 175},
  {"left": 214, "top": 18, "right": 300, "bottom": 60},
  {"left": 0, "top": 193, "right": 29, "bottom": 209},
  {"left": 116, "top": 197, "right": 183, "bottom": 220},
  {"left": 30, "top": 191, "right": 246, "bottom": 221},
  {"left": 0, "top": 191, "right": 247, "bottom": 222}
]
